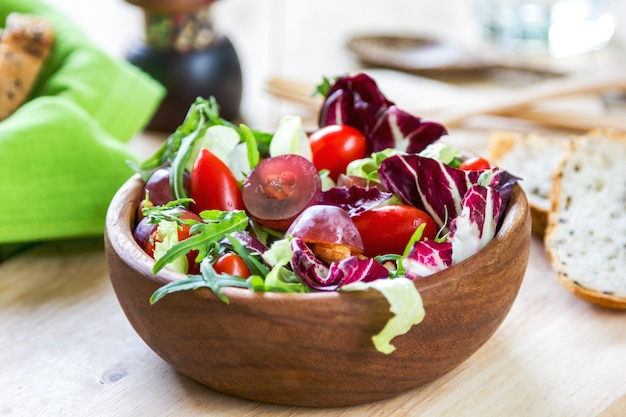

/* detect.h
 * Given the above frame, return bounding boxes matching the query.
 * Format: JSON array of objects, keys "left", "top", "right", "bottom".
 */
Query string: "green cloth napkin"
[{"left": 0, "top": 0, "right": 165, "bottom": 257}]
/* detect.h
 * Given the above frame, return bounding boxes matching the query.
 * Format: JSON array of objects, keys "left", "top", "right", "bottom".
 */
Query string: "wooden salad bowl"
[{"left": 105, "top": 174, "right": 531, "bottom": 407}]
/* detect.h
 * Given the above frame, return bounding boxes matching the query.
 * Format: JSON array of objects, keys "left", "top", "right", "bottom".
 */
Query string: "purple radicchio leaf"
[
  {"left": 320, "top": 185, "right": 392, "bottom": 216},
  {"left": 448, "top": 185, "right": 502, "bottom": 264},
  {"left": 220, "top": 231, "right": 268, "bottom": 255},
  {"left": 318, "top": 73, "right": 391, "bottom": 133},
  {"left": 469, "top": 168, "right": 520, "bottom": 223},
  {"left": 290, "top": 237, "right": 388, "bottom": 291},
  {"left": 336, "top": 174, "right": 386, "bottom": 191},
  {"left": 379, "top": 154, "right": 518, "bottom": 230},
  {"left": 369, "top": 105, "right": 448, "bottom": 154},
  {"left": 318, "top": 73, "right": 447, "bottom": 154},
  {"left": 378, "top": 153, "right": 472, "bottom": 228},
  {"left": 402, "top": 240, "right": 453, "bottom": 279}
]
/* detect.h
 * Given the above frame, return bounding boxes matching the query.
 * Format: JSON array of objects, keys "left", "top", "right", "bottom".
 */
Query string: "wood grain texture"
[
  {"left": 104, "top": 175, "right": 530, "bottom": 407},
  {"left": 4, "top": 232, "right": 626, "bottom": 416},
  {"left": 4, "top": 0, "right": 626, "bottom": 414}
]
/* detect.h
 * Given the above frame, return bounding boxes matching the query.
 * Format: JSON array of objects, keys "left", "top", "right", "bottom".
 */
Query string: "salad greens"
[
  {"left": 269, "top": 114, "right": 312, "bottom": 160},
  {"left": 318, "top": 72, "right": 448, "bottom": 154},
  {"left": 290, "top": 237, "right": 389, "bottom": 291},
  {"left": 152, "top": 209, "right": 249, "bottom": 274},
  {"left": 150, "top": 257, "right": 249, "bottom": 304},
  {"left": 135, "top": 73, "right": 519, "bottom": 355},
  {"left": 254, "top": 237, "right": 309, "bottom": 293},
  {"left": 129, "top": 97, "right": 271, "bottom": 198},
  {"left": 343, "top": 277, "right": 425, "bottom": 354}
]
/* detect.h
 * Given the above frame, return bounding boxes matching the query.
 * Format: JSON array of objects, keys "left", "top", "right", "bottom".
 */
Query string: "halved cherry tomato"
[
  {"left": 189, "top": 148, "right": 244, "bottom": 214},
  {"left": 142, "top": 208, "right": 203, "bottom": 274},
  {"left": 459, "top": 157, "right": 490, "bottom": 171},
  {"left": 145, "top": 223, "right": 193, "bottom": 259},
  {"left": 351, "top": 204, "right": 437, "bottom": 258},
  {"left": 213, "top": 253, "right": 251, "bottom": 278},
  {"left": 309, "top": 125, "right": 367, "bottom": 181}
]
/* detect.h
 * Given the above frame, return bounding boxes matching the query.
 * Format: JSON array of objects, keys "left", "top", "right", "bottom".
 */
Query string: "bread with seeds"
[
  {"left": 544, "top": 128, "right": 626, "bottom": 309},
  {"left": 0, "top": 13, "right": 54, "bottom": 120},
  {"left": 489, "top": 130, "right": 570, "bottom": 237}
]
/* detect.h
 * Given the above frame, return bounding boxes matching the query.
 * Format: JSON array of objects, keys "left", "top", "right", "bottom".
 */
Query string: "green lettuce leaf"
[
  {"left": 418, "top": 142, "right": 462, "bottom": 166},
  {"left": 152, "top": 220, "right": 188, "bottom": 274},
  {"left": 341, "top": 277, "right": 425, "bottom": 354},
  {"left": 259, "top": 238, "right": 309, "bottom": 293},
  {"left": 269, "top": 115, "right": 312, "bottom": 160}
]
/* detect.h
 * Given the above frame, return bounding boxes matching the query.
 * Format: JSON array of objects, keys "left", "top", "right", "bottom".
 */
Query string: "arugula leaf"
[
  {"left": 239, "top": 123, "right": 260, "bottom": 170},
  {"left": 152, "top": 210, "right": 249, "bottom": 275},
  {"left": 141, "top": 198, "right": 196, "bottom": 223},
  {"left": 128, "top": 97, "right": 222, "bottom": 182},
  {"left": 150, "top": 258, "right": 249, "bottom": 304},
  {"left": 129, "top": 97, "right": 272, "bottom": 190},
  {"left": 150, "top": 276, "right": 208, "bottom": 304},
  {"left": 314, "top": 75, "right": 338, "bottom": 98},
  {"left": 169, "top": 112, "right": 214, "bottom": 200},
  {"left": 402, "top": 223, "right": 426, "bottom": 258},
  {"left": 223, "top": 233, "right": 269, "bottom": 277}
]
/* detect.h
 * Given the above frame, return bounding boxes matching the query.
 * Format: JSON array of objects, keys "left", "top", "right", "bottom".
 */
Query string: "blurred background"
[{"left": 41, "top": 0, "right": 626, "bottom": 133}]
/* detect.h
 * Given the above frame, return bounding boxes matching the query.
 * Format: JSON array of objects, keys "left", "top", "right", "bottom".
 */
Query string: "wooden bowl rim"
[{"left": 106, "top": 174, "right": 529, "bottom": 302}]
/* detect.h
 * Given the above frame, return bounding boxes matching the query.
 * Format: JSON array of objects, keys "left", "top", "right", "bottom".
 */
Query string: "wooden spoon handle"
[
  {"left": 437, "top": 70, "right": 626, "bottom": 127},
  {"left": 265, "top": 71, "right": 626, "bottom": 130},
  {"left": 265, "top": 77, "right": 322, "bottom": 111},
  {"left": 496, "top": 109, "right": 626, "bottom": 132}
]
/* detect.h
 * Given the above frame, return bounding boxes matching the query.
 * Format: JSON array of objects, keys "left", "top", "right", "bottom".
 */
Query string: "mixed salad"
[{"left": 131, "top": 73, "right": 519, "bottom": 354}]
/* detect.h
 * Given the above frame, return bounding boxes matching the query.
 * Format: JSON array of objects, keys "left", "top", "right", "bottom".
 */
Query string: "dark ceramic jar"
[{"left": 126, "top": 0, "right": 242, "bottom": 132}]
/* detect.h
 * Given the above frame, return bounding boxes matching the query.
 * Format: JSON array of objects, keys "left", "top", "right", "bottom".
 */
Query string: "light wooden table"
[{"left": 2, "top": 1, "right": 626, "bottom": 416}]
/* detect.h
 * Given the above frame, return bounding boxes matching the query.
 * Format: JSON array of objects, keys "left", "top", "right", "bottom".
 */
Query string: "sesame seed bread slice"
[
  {"left": 0, "top": 13, "right": 54, "bottom": 121},
  {"left": 489, "top": 130, "right": 570, "bottom": 237},
  {"left": 544, "top": 128, "right": 626, "bottom": 310}
]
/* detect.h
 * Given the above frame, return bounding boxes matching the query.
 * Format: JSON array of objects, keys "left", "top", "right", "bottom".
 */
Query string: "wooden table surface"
[{"left": 2, "top": 1, "right": 626, "bottom": 416}]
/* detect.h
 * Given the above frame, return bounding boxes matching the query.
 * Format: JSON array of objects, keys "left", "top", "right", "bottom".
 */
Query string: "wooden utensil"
[
  {"left": 265, "top": 76, "right": 322, "bottom": 112},
  {"left": 346, "top": 34, "right": 563, "bottom": 82},
  {"left": 265, "top": 70, "right": 626, "bottom": 131},
  {"left": 437, "top": 69, "right": 626, "bottom": 127}
]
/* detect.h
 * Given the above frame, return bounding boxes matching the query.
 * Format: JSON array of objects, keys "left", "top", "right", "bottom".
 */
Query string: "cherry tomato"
[
  {"left": 213, "top": 253, "right": 251, "bottom": 278},
  {"left": 145, "top": 222, "right": 194, "bottom": 258},
  {"left": 189, "top": 148, "right": 244, "bottom": 214},
  {"left": 309, "top": 125, "right": 367, "bottom": 181},
  {"left": 351, "top": 204, "right": 437, "bottom": 258},
  {"left": 241, "top": 154, "right": 322, "bottom": 231},
  {"left": 459, "top": 157, "right": 490, "bottom": 171},
  {"left": 139, "top": 209, "right": 203, "bottom": 274}
]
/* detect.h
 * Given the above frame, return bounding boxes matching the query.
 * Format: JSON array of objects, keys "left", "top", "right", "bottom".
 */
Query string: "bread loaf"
[
  {"left": 544, "top": 128, "right": 626, "bottom": 310},
  {"left": 0, "top": 13, "right": 54, "bottom": 121},
  {"left": 489, "top": 130, "right": 570, "bottom": 237}
]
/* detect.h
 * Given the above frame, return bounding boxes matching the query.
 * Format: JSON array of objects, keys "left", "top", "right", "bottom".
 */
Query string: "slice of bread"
[
  {"left": 544, "top": 128, "right": 626, "bottom": 310},
  {"left": 489, "top": 130, "right": 570, "bottom": 237},
  {"left": 0, "top": 13, "right": 54, "bottom": 121}
]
